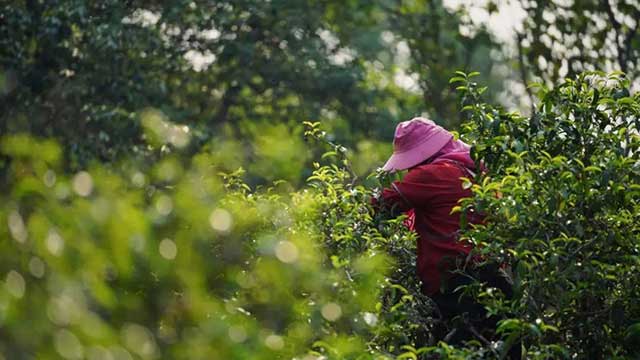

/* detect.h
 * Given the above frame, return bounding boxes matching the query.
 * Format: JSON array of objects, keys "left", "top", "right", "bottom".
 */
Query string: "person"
[{"left": 375, "top": 117, "right": 513, "bottom": 347}]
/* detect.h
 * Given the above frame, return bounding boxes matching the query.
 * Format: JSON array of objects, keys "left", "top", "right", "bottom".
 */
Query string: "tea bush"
[
  {"left": 455, "top": 71, "right": 640, "bottom": 359},
  {"left": 0, "top": 129, "right": 429, "bottom": 359}
]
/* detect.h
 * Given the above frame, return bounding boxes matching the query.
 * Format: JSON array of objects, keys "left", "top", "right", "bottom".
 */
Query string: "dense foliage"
[
  {"left": 2, "top": 1, "right": 640, "bottom": 359},
  {"left": 516, "top": 0, "right": 640, "bottom": 85},
  {"left": 0, "top": 118, "right": 428, "bottom": 359},
  {"left": 0, "top": 0, "right": 498, "bottom": 170},
  {"left": 455, "top": 71, "right": 640, "bottom": 358},
  {"left": 1, "top": 72, "right": 639, "bottom": 359}
]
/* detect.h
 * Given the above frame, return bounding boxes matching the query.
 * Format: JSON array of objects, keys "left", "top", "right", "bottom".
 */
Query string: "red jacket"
[{"left": 380, "top": 161, "right": 480, "bottom": 295}]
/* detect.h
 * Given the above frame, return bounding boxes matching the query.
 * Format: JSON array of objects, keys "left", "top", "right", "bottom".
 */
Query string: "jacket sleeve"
[
  {"left": 379, "top": 185, "right": 412, "bottom": 213},
  {"left": 379, "top": 166, "right": 443, "bottom": 212}
]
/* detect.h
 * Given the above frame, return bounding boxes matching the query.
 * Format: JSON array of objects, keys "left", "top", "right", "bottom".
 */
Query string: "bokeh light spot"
[
  {"left": 46, "top": 228, "right": 65, "bottom": 256},
  {"left": 209, "top": 208, "right": 233, "bottom": 233},
  {"left": 121, "top": 323, "right": 158, "bottom": 358},
  {"left": 28, "top": 257, "right": 45, "bottom": 278},
  {"left": 159, "top": 238, "right": 177, "bottom": 260},
  {"left": 109, "top": 346, "right": 133, "bottom": 360},
  {"left": 85, "top": 346, "right": 111, "bottom": 360},
  {"left": 44, "top": 170, "right": 57, "bottom": 187},
  {"left": 264, "top": 334, "right": 284, "bottom": 350},
  {"left": 72, "top": 171, "right": 93, "bottom": 197},
  {"left": 274, "top": 241, "right": 299, "bottom": 263},
  {"left": 363, "top": 312, "right": 378, "bottom": 326},
  {"left": 54, "top": 329, "right": 84, "bottom": 359},
  {"left": 6, "top": 270, "right": 25, "bottom": 298},
  {"left": 131, "top": 172, "right": 146, "bottom": 188},
  {"left": 47, "top": 296, "right": 72, "bottom": 326},
  {"left": 155, "top": 195, "right": 173, "bottom": 216},
  {"left": 141, "top": 108, "right": 191, "bottom": 148},
  {"left": 55, "top": 183, "right": 71, "bottom": 200},
  {"left": 321, "top": 302, "right": 342, "bottom": 322},
  {"left": 7, "top": 211, "right": 27, "bottom": 243},
  {"left": 228, "top": 325, "right": 247, "bottom": 343}
]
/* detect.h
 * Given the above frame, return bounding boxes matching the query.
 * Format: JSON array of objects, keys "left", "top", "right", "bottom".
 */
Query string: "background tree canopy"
[
  {"left": 1, "top": 0, "right": 501, "bottom": 173},
  {"left": 1, "top": 1, "right": 639, "bottom": 359}
]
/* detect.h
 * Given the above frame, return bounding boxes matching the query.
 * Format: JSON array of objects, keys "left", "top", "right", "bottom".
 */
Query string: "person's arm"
[
  {"left": 376, "top": 166, "right": 441, "bottom": 213},
  {"left": 379, "top": 184, "right": 412, "bottom": 213}
]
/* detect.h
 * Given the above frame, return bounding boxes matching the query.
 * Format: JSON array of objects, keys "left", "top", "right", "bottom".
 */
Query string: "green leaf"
[
  {"left": 625, "top": 323, "right": 640, "bottom": 342},
  {"left": 397, "top": 353, "right": 417, "bottom": 360}
]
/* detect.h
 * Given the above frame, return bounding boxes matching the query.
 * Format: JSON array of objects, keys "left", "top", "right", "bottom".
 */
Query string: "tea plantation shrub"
[
  {"left": 455, "top": 71, "right": 640, "bottom": 359},
  {"left": 0, "top": 133, "right": 427, "bottom": 359},
  {"left": 0, "top": 71, "right": 639, "bottom": 359}
]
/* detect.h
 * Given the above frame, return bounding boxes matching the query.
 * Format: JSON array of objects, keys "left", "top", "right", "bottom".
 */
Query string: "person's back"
[
  {"left": 376, "top": 117, "right": 516, "bottom": 354},
  {"left": 380, "top": 161, "right": 479, "bottom": 295}
]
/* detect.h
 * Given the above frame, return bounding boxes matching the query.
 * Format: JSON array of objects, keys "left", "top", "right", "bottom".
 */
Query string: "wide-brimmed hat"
[{"left": 382, "top": 117, "right": 452, "bottom": 172}]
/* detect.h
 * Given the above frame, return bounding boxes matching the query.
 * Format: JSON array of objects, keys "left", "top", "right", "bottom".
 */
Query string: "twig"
[
  {"left": 468, "top": 323, "right": 500, "bottom": 358},
  {"left": 443, "top": 328, "right": 458, "bottom": 343}
]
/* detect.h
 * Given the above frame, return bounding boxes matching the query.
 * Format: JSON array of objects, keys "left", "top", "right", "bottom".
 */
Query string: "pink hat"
[{"left": 382, "top": 117, "right": 453, "bottom": 172}]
